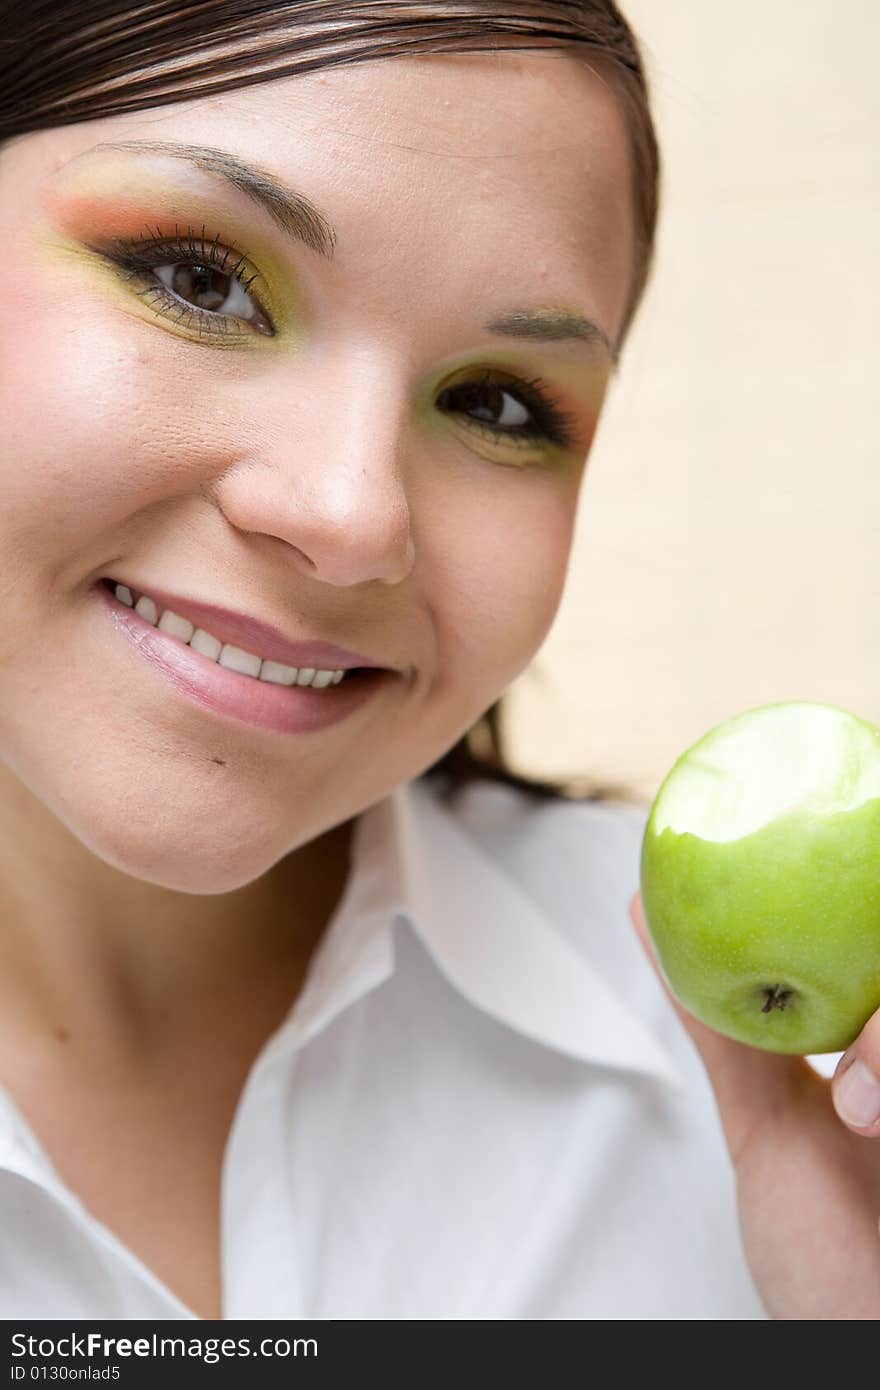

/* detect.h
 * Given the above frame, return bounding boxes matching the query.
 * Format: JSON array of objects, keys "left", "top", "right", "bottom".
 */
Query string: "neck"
[{"left": 0, "top": 761, "right": 355, "bottom": 1072}]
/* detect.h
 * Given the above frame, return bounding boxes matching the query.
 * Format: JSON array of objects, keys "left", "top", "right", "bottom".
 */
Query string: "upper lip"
[{"left": 104, "top": 577, "right": 396, "bottom": 672}]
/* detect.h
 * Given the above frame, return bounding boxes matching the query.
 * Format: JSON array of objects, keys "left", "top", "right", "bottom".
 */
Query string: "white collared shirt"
[{"left": 0, "top": 772, "right": 790, "bottom": 1320}]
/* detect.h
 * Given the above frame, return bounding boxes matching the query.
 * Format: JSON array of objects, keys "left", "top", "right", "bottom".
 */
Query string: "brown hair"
[{"left": 0, "top": 1, "right": 659, "bottom": 807}]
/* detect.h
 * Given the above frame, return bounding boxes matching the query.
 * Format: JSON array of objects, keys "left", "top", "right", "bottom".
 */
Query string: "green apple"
[{"left": 639, "top": 701, "right": 880, "bottom": 1054}]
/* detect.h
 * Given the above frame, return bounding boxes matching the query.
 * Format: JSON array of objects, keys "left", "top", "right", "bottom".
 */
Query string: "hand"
[{"left": 629, "top": 890, "right": 880, "bottom": 1320}]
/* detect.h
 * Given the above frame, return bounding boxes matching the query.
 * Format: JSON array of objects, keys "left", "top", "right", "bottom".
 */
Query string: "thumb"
[
  {"left": 830, "top": 1008, "right": 880, "bottom": 1135},
  {"left": 629, "top": 890, "right": 820, "bottom": 1165}
]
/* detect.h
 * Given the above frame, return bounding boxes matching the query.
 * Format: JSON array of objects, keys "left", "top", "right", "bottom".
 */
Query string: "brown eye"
[
  {"left": 162, "top": 263, "right": 231, "bottom": 312},
  {"left": 103, "top": 224, "right": 275, "bottom": 337},
  {"left": 153, "top": 260, "right": 263, "bottom": 325},
  {"left": 436, "top": 369, "right": 578, "bottom": 449}
]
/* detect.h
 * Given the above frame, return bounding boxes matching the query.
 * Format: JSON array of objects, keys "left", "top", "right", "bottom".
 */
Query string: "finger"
[
  {"left": 629, "top": 891, "right": 820, "bottom": 1165},
  {"left": 831, "top": 1010, "right": 880, "bottom": 1136}
]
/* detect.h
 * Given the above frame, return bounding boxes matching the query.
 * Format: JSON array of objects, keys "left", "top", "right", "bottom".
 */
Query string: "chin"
[{"left": 70, "top": 806, "right": 296, "bottom": 896}]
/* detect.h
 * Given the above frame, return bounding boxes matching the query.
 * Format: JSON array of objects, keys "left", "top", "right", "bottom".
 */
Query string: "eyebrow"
[
  {"left": 483, "top": 309, "right": 616, "bottom": 364},
  {"left": 83, "top": 138, "right": 337, "bottom": 257},
  {"left": 78, "top": 139, "right": 617, "bottom": 364}
]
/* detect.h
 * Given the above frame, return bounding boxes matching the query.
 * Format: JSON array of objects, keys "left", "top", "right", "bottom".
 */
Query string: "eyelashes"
[
  {"left": 102, "top": 221, "right": 582, "bottom": 452},
  {"left": 435, "top": 369, "right": 580, "bottom": 451},
  {"left": 103, "top": 221, "right": 272, "bottom": 338}
]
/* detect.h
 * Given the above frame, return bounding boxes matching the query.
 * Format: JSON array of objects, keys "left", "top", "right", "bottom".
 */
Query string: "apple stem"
[{"left": 761, "top": 984, "right": 793, "bottom": 1013}]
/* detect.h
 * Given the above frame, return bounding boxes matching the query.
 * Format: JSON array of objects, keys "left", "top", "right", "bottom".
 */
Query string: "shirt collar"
[{"left": 284, "top": 775, "right": 685, "bottom": 1092}]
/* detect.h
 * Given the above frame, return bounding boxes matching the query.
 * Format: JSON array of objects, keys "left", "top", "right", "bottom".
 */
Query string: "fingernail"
[{"left": 833, "top": 1057, "right": 880, "bottom": 1128}]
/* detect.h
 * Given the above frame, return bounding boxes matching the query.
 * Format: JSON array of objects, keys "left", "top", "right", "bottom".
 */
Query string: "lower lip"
[{"left": 95, "top": 579, "right": 397, "bottom": 735}]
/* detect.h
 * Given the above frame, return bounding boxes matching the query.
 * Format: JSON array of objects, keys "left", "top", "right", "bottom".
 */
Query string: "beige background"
[{"left": 506, "top": 0, "right": 879, "bottom": 805}]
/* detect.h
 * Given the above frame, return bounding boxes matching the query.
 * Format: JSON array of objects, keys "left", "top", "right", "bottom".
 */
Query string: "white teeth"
[
  {"left": 134, "top": 594, "right": 158, "bottom": 624},
  {"left": 158, "top": 609, "right": 194, "bottom": 642},
  {"left": 190, "top": 628, "right": 222, "bottom": 660},
  {"left": 260, "top": 659, "right": 298, "bottom": 687},
  {"left": 114, "top": 582, "right": 351, "bottom": 688},
  {"left": 218, "top": 644, "right": 262, "bottom": 678}
]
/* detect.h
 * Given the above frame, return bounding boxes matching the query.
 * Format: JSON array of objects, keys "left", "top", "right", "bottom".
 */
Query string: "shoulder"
[
  {"left": 423, "top": 772, "right": 648, "bottom": 901},
  {"left": 418, "top": 772, "right": 651, "bottom": 975},
  {"left": 413, "top": 773, "right": 707, "bottom": 1092}
]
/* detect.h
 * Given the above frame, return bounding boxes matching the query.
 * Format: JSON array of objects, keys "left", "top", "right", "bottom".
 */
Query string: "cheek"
[
  {"left": 0, "top": 267, "right": 231, "bottom": 590},
  {"left": 427, "top": 476, "right": 579, "bottom": 697}
]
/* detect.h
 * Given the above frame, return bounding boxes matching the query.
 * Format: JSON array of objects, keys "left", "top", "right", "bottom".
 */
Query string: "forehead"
[{"left": 15, "top": 50, "right": 636, "bottom": 347}]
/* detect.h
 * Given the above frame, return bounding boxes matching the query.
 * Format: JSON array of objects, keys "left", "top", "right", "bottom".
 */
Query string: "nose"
[{"left": 210, "top": 355, "right": 417, "bottom": 588}]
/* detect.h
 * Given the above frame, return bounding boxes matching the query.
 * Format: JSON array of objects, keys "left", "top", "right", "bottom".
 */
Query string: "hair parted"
[{"left": 0, "top": 0, "right": 658, "bottom": 806}]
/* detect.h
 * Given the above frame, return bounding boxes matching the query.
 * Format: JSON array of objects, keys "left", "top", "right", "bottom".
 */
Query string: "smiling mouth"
[
  {"left": 97, "top": 577, "right": 382, "bottom": 687},
  {"left": 94, "top": 575, "right": 400, "bottom": 736}
]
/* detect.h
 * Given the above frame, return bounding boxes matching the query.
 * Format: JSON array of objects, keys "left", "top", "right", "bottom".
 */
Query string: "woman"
[{"left": 0, "top": 1, "right": 877, "bottom": 1321}]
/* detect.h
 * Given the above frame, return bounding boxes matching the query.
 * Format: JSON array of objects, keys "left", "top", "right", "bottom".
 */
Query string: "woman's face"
[{"left": 0, "top": 52, "right": 633, "bottom": 894}]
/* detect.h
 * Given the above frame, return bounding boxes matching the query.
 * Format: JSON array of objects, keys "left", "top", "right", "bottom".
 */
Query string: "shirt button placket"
[{"left": 220, "top": 1045, "right": 305, "bottom": 1319}]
